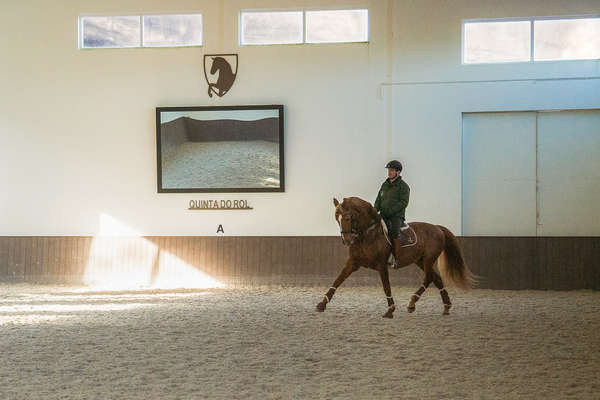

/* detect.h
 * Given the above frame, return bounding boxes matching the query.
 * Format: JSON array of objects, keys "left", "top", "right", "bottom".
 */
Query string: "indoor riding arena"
[{"left": 1, "top": 1, "right": 599, "bottom": 399}]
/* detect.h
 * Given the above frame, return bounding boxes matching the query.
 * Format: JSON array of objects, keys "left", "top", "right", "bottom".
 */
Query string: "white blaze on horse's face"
[{"left": 336, "top": 208, "right": 358, "bottom": 246}]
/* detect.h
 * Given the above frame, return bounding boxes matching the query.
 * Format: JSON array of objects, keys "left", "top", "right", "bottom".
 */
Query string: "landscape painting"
[{"left": 156, "top": 105, "right": 284, "bottom": 192}]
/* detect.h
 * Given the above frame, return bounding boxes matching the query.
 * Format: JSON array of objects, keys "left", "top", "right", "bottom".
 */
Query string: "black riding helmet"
[{"left": 385, "top": 160, "right": 403, "bottom": 172}]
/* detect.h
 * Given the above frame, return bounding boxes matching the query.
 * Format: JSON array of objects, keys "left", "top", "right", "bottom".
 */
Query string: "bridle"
[
  {"left": 339, "top": 213, "right": 358, "bottom": 235},
  {"left": 338, "top": 212, "right": 382, "bottom": 244}
]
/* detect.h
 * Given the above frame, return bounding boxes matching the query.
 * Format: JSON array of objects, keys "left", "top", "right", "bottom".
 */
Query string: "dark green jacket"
[{"left": 374, "top": 177, "right": 410, "bottom": 220}]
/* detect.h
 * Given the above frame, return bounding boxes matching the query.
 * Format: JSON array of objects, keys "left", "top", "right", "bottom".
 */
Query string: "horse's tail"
[{"left": 437, "top": 225, "right": 477, "bottom": 290}]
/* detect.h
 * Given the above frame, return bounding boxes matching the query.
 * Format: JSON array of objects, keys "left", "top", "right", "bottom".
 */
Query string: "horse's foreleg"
[
  {"left": 316, "top": 260, "right": 355, "bottom": 312},
  {"left": 379, "top": 266, "right": 396, "bottom": 318}
]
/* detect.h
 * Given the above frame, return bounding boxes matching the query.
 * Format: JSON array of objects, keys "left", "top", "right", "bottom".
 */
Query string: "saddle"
[
  {"left": 386, "top": 223, "right": 417, "bottom": 269},
  {"left": 381, "top": 221, "right": 418, "bottom": 247},
  {"left": 396, "top": 223, "right": 417, "bottom": 247}
]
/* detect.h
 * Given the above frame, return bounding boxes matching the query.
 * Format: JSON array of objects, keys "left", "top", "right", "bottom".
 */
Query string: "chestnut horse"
[{"left": 316, "top": 197, "right": 475, "bottom": 318}]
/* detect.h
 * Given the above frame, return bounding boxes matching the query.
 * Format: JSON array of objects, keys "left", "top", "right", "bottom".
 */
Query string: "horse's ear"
[{"left": 333, "top": 198, "right": 339, "bottom": 207}]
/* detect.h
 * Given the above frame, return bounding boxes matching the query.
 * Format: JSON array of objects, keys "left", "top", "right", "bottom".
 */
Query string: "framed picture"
[{"left": 156, "top": 105, "right": 284, "bottom": 193}]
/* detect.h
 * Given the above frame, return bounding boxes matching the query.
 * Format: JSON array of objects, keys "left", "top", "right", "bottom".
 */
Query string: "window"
[
  {"left": 463, "top": 16, "right": 600, "bottom": 63},
  {"left": 79, "top": 14, "right": 203, "bottom": 49},
  {"left": 240, "top": 9, "right": 369, "bottom": 45},
  {"left": 305, "top": 9, "right": 369, "bottom": 43},
  {"left": 143, "top": 14, "right": 203, "bottom": 47},
  {"left": 534, "top": 18, "right": 600, "bottom": 61},
  {"left": 240, "top": 11, "right": 303, "bottom": 45},
  {"left": 80, "top": 16, "right": 140, "bottom": 48},
  {"left": 463, "top": 20, "right": 530, "bottom": 63}
]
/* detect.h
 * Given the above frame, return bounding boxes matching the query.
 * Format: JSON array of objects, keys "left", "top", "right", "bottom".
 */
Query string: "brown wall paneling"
[
  {"left": 181, "top": 236, "right": 190, "bottom": 278},
  {"left": 210, "top": 236, "right": 219, "bottom": 282},
  {"left": 0, "top": 236, "right": 598, "bottom": 290},
  {"left": 6, "top": 237, "right": 15, "bottom": 279},
  {"left": 60, "top": 236, "right": 69, "bottom": 279},
  {"left": 191, "top": 237, "right": 202, "bottom": 284},
  {"left": 0, "top": 237, "right": 7, "bottom": 278},
  {"left": 269, "top": 237, "right": 283, "bottom": 284},
  {"left": 245, "top": 237, "right": 256, "bottom": 285}
]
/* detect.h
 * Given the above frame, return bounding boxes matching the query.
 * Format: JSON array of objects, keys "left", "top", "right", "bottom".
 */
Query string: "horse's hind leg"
[
  {"left": 316, "top": 259, "right": 356, "bottom": 313},
  {"left": 430, "top": 270, "right": 452, "bottom": 315},
  {"left": 407, "top": 259, "right": 434, "bottom": 313},
  {"left": 407, "top": 283, "right": 428, "bottom": 313},
  {"left": 410, "top": 262, "right": 452, "bottom": 315},
  {"left": 379, "top": 266, "right": 395, "bottom": 318}
]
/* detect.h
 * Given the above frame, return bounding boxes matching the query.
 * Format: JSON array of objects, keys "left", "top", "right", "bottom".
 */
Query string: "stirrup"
[{"left": 387, "top": 253, "right": 395, "bottom": 268}]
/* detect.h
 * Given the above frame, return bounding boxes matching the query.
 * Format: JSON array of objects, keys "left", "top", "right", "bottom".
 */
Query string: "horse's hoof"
[
  {"left": 443, "top": 305, "right": 451, "bottom": 315},
  {"left": 316, "top": 302, "right": 326, "bottom": 312},
  {"left": 407, "top": 305, "right": 416, "bottom": 313},
  {"left": 382, "top": 305, "right": 395, "bottom": 318}
]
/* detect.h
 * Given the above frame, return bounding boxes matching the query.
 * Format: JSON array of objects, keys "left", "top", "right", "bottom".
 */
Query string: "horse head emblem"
[{"left": 203, "top": 54, "right": 238, "bottom": 98}]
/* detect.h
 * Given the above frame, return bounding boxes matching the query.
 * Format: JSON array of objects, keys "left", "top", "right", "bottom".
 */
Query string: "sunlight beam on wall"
[{"left": 82, "top": 214, "right": 225, "bottom": 290}]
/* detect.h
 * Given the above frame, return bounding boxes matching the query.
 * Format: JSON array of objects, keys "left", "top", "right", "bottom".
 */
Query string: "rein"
[
  {"left": 363, "top": 219, "right": 381, "bottom": 237},
  {"left": 341, "top": 216, "right": 383, "bottom": 242}
]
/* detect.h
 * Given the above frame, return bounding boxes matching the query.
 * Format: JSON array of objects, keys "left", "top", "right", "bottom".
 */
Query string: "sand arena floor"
[
  {"left": 0, "top": 284, "right": 598, "bottom": 399},
  {"left": 162, "top": 141, "right": 280, "bottom": 189}
]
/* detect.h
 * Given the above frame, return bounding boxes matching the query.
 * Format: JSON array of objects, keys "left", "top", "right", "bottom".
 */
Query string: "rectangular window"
[
  {"left": 143, "top": 14, "right": 203, "bottom": 47},
  {"left": 79, "top": 14, "right": 203, "bottom": 49},
  {"left": 240, "top": 9, "right": 369, "bottom": 45},
  {"left": 464, "top": 16, "right": 600, "bottom": 64},
  {"left": 240, "top": 11, "right": 304, "bottom": 45},
  {"left": 463, "top": 20, "right": 531, "bottom": 64},
  {"left": 305, "top": 9, "right": 368, "bottom": 43},
  {"left": 534, "top": 17, "right": 600, "bottom": 61},
  {"left": 80, "top": 16, "right": 141, "bottom": 48}
]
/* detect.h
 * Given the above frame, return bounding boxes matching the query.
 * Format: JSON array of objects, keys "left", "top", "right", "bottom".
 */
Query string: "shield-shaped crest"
[{"left": 203, "top": 54, "right": 238, "bottom": 98}]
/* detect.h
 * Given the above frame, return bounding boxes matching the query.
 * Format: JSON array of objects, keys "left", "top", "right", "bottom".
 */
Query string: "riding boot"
[
  {"left": 391, "top": 238, "right": 402, "bottom": 269},
  {"left": 396, "top": 229, "right": 406, "bottom": 245}
]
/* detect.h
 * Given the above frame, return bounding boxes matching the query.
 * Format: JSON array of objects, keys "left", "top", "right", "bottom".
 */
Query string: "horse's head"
[
  {"left": 333, "top": 197, "right": 375, "bottom": 246},
  {"left": 333, "top": 197, "right": 382, "bottom": 246},
  {"left": 210, "top": 57, "right": 226, "bottom": 74}
]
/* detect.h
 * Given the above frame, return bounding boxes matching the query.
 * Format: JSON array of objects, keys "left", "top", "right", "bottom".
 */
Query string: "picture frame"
[{"left": 156, "top": 105, "right": 284, "bottom": 193}]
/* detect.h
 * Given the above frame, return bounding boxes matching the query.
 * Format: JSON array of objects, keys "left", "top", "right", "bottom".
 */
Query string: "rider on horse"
[{"left": 374, "top": 160, "right": 412, "bottom": 267}]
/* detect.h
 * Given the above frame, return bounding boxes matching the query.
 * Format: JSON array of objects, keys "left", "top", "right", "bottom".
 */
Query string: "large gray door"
[
  {"left": 462, "top": 112, "right": 537, "bottom": 236},
  {"left": 537, "top": 110, "right": 600, "bottom": 236},
  {"left": 462, "top": 110, "right": 600, "bottom": 236}
]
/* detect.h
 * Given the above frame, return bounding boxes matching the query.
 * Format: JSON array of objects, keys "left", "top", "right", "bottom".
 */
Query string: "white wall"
[
  {"left": 1, "top": 0, "right": 599, "bottom": 236},
  {"left": 0, "top": 0, "right": 389, "bottom": 236},
  {"left": 390, "top": 0, "right": 600, "bottom": 233}
]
